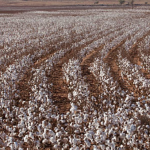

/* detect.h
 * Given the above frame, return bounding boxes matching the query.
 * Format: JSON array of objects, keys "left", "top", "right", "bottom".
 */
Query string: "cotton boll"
[
  {"left": 53, "top": 144, "right": 58, "bottom": 149},
  {"left": 47, "top": 122, "right": 52, "bottom": 129},
  {"left": 14, "top": 142, "right": 18, "bottom": 149},
  {"left": 146, "top": 125, "right": 149, "bottom": 129},
  {"left": 35, "top": 140, "right": 40, "bottom": 148},
  {"left": 42, "top": 120, "right": 46, "bottom": 128},
  {"left": 83, "top": 114, "right": 88, "bottom": 122},
  {"left": 108, "top": 128, "right": 114, "bottom": 136},
  {"left": 70, "top": 103, "right": 77, "bottom": 114},
  {"left": 72, "top": 138, "right": 78, "bottom": 146},
  {"left": 145, "top": 103, "right": 150, "bottom": 111},
  {"left": 43, "top": 129, "right": 48, "bottom": 139},
  {"left": 49, "top": 130, "right": 55, "bottom": 137},
  {"left": 24, "top": 135, "right": 28, "bottom": 143},
  {"left": 84, "top": 138, "right": 91, "bottom": 147},
  {"left": 130, "top": 124, "right": 136, "bottom": 133},
  {"left": 56, "top": 131, "right": 62, "bottom": 137},
  {"left": 118, "top": 145, "right": 124, "bottom": 150},
  {"left": 28, "top": 125, "right": 32, "bottom": 131},
  {"left": 74, "top": 129, "right": 80, "bottom": 134},
  {"left": 68, "top": 92, "right": 73, "bottom": 100},
  {"left": 8, "top": 137, "right": 13, "bottom": 144},
  {"left": 120, "top": 132, "right": 126, "bottom": 139},
  {"left": 74, "top": 146, "right": 79, "bottom": 150},
  {"left": 42, "top": 139, "right": 48, "bottom": 144},
  {"left": 63, "top": 138, "right": 68, "bottom": 143},
  {"left": 100, "top": 144, "right": 105, "bottom": 149},
  {"left": 93, "top": 145, "right": 98, "bottom": 150},
  {"left": 126, "top": 134, "right": 130, "bottom": 140},
  {"left": 50, "top": 136, "right": 56, "bottom": 144},
  {"left": 63, "top": 144, "right": 69, "bottom": 149},
  {"left": 54, "top": 127, "right": 59, "bottom": 133}
]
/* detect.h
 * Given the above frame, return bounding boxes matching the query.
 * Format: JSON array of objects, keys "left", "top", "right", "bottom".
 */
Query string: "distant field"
[{"left": 1, "top": 0, "right": 150, "bottom": 6}]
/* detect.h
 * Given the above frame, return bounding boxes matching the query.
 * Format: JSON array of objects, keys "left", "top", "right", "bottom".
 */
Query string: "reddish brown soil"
[
  {"left": 48, "top": 34, "right": 102, "bottom": 114},
  {"left": 104, "top": 31, "right": 150, "bottom": 100},
  {"left": 129, "top": 30, "right": 150, "bottom": 80},
  {"left": 80, "top": 45, "right": 104, "bottom": 108}
]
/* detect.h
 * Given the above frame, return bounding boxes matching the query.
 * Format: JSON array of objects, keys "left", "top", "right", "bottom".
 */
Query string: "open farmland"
[{"left": 0, "top": 8, "right": 150, "bottom": 150}]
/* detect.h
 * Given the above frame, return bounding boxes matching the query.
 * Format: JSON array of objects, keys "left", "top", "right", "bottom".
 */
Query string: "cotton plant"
[{"left": 117, "top": 53, "right": 150, "bottom": 97}]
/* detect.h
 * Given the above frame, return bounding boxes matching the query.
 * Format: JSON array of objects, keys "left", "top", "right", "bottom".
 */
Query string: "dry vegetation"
[{"left": 0, "top": 7, "right": 150, "bottom": 150}]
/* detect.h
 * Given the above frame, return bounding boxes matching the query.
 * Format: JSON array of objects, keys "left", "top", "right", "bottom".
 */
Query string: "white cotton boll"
[
  {"left": 43, "top": 129, "right": 48, "bottom": 139},
  {"left": 54, "top": 127, "right": 59, "bottom": 133},
  {"left": 9, "top": 144, "right": 14, "bottom": 150},
  {"left": 35, "top": 140, "right": 40, "bottom": 148},
  {"left": 85, "top": 133, "right": 92, "bottom": 141},
  {"left": 42, "top": 139, "right": 48, "bottom": 144},
  {"left": 70, "top": 103, "right": 77, "bottom": 114},
  {"left": 63, "top": 138, "right": 68, "bottom": 143},
  {"left": 68, "top": 92, "right": 72, "bottom": 100},
  {"left": 110, "top": 141, "right": 116, "bottom": 150},
  {"left": 93, "top": 145, "right": 98, "bottom": 150},
  {"left": 14, "top": 142, "right": 18, "bottom": 149},
  {"left": 85, "top": 138, "right": 91, "bottom": 147},
  {"left": 96, "top": 128, "right": 102, "bottom": 135},
  {"left": 83, "top": 114, "right": 88, "bottom": 122},
  {"left": 108, "top": 128, "right": 114, "bottom": 136},
  {"left": 144, "top": 133, "right": 148, "bottom": 138},
  {"left": 73, "top": 90, "right": 78, "bottom": 97},
  {"left": 133, "top": 147, "right": 139, "bottom": 150},
  {"left": 74, "top": 129, "right": 80, "bottom": 134},
  {"left": 53, "top": 144, "right": 58, "bottom": 149},
  {"left": 63, "top": 144, "right": 69, "bottom": 149},
  {"left": 77, "top": 116, "right": 82, "bottom": 124},
  {"left": 100, "top": 133, "right": 106, "bottom": 142},
  {"left": 49, "top": 130, "right": 55, "bottom": 137},
  {"left": 56, "top": 131, "right": 62, "bottom": 137},
  {"left": 100, "top": 144, "right": 105, "bottom": 150},
  {"left": 106, "top": 139, "right": 111, "bottom": 147},
  {"left": 47, "top": 98, "right": 52, "bottom": 104},
  {"left": 28, "top": 125, "right": 32, "bottom": 131},
  {"left": 47, "top": 123, "right": 52, "bottom": 129},
  {"left": 50, "top": 136, "right": 56, "bottom": 144},
  {"left": 8, "top": 137, "right": 13, "bottom": 143},
  {"left": 42, "top": 120, "right": 46, "bottom": 128},
  {"left": 126, "top": 134, "right": 130, "bottom": 140},
  {"left": 72, "top": 138, "right": 77, "bottom": 146},
  {"left": 145, "top": 103, "right": 150, "bottom": 111},
  {"left": 130, "top": 124, "right": 136, "bottom": 133},
  {"left": 120, "top": 132, "right": 126, "bottom": 139},
  {"left": 106, "top": 146, "right": 111, "bottom": 150},
  {"left": 74, "top": 146, "right": 79, "bottom": 150}
]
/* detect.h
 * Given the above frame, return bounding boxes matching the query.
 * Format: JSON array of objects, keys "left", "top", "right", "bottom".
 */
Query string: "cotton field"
[{"left": 0, "top": 8, "right": 150, "bottom": 150}]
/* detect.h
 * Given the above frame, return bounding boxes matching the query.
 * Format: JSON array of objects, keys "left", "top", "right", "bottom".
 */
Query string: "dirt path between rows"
[
  {"left": 104, "top": 31, "right": 150, "bottom": 100},
  {"left": 104, "top": 39, "right": 140, "bottom": 99},
  {"left": 80, "top": 45, "right": 104, "bottom": 108},
  {"left": 128, "top": 31, "right": 150, "bottom": 79},
  {"left": 48, "top": 38, "right": 102, "bottom": 114}
]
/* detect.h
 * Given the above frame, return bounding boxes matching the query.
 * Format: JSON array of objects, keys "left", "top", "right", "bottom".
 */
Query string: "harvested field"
[{"left": 0, "top": 7, "right": 150, "bottom": 149}]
